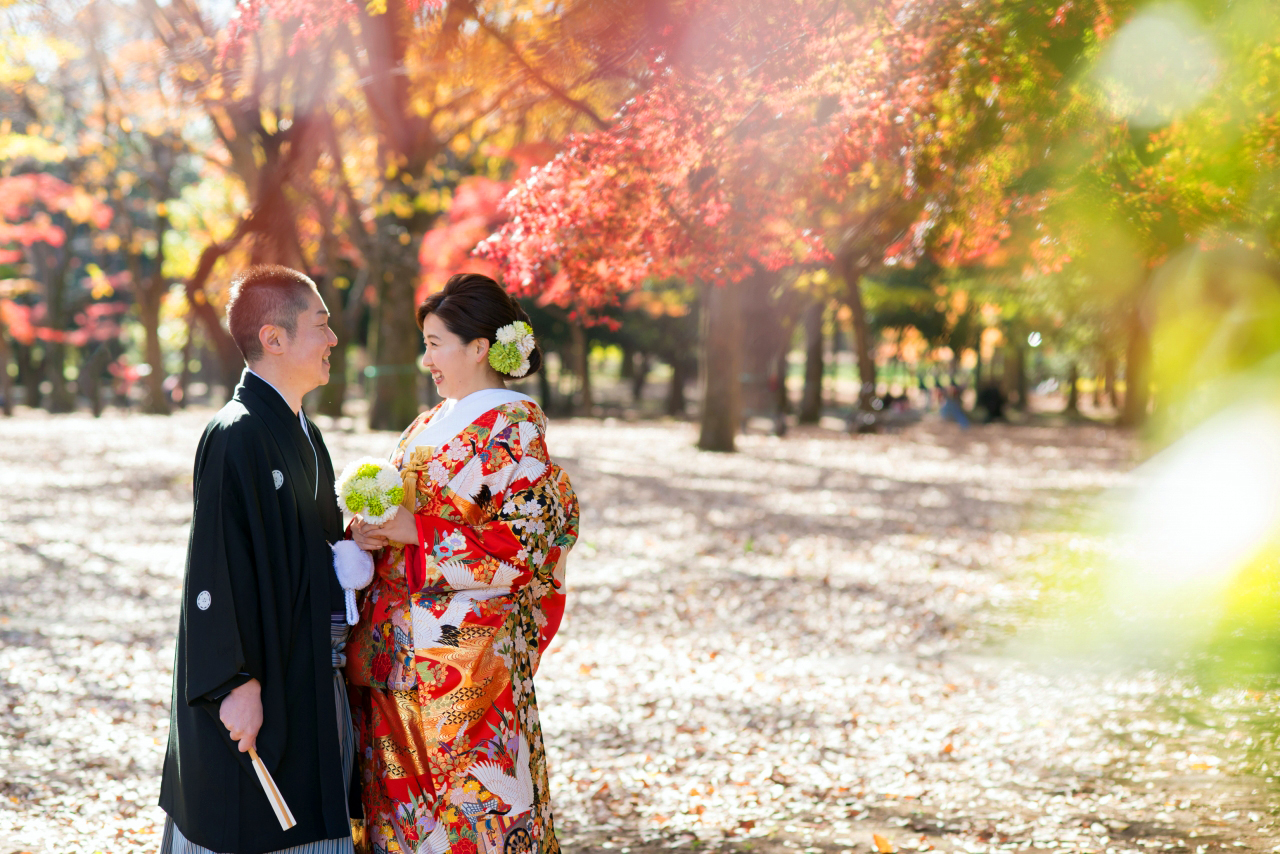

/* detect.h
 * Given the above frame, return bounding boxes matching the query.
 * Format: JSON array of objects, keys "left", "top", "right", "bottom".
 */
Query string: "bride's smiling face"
[{"left": 421, "top": 312, "right": 489, "bottom": 400}]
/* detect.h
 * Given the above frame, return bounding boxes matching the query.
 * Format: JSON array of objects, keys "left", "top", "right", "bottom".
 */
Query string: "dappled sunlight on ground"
[{"left": 0, "top": 410, "right": 1276, "bottom": 853}]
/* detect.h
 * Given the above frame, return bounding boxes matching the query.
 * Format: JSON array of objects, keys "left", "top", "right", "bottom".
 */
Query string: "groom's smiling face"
[{"left": 277, "top": 290, "right": 337, "bottom": 393}]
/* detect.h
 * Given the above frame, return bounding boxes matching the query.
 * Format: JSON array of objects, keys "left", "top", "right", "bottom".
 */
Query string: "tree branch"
[{"left": 471, "top": 10, "right": 610, "bottom": 131}]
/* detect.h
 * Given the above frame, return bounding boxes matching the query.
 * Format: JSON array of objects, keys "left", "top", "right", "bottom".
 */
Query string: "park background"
[{"left": 5, "top": 0, "right": 1280, "bottom": 852}]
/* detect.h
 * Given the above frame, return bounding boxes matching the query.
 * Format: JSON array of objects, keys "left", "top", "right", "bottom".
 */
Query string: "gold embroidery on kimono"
[{"left": 346, "top": 399, "right": 578, "bottom": 854}]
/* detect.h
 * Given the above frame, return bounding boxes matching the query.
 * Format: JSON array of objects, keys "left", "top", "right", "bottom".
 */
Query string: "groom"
[{"left": 160, "top": 265, "right": 355, "bottom": 853}]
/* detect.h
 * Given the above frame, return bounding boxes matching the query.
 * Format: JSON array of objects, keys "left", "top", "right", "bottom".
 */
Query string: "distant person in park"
[
  {"left": 159, "top": 266, "right": 357, "bottom": 853},
  {"left": 976, "top": 382, "right": 1007, "bottom": 423},
  {"left": 940, "top": 382, "right": 971, "bottom": 428},
  {"left": 346, "top": 273, "right": 579, "bottom": 854}
]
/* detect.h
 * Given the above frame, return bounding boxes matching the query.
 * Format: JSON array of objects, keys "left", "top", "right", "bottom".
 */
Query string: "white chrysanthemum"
[
  {"left": 374, "top": 465, "right": 402, "bottom": 496},
  {"left": 335, "top": 456, "right": 404, "bottom": 525},
  {"left": 508, "top": 356, "right": 531, "bottom": 378},
  {"left": 516, "top": 331, "right": 536, "bottom": 357}
]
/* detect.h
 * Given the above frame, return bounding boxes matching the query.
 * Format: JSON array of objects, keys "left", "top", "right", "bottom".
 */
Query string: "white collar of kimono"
[
  {"left": 247, "top": 368, "right": 310, "bottom": 437},
  {"left": 403, "top": 387, "right": 533, "bottom": 459}
]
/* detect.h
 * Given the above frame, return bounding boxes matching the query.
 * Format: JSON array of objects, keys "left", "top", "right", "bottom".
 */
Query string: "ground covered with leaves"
[{"left": 1, "top": 410, "right": 1278, "bottom": 854}]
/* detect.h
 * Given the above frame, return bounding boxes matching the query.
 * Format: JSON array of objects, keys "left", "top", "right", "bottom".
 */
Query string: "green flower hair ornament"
[
  {"left": 489, "top": 320, "right": 536, "bottom": 378},
  {"left": 335, "top": 457, "right": 405, "bottom": 526}
]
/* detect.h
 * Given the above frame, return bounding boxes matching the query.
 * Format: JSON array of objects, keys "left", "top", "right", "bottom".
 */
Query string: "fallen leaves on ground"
[{"left": 0, "top": 411, "right": 1277, "bottom": 853}]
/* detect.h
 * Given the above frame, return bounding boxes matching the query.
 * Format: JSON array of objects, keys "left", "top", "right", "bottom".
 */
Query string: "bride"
[{"left": 346, "top": 273, "right": 578, "bottom": 854}]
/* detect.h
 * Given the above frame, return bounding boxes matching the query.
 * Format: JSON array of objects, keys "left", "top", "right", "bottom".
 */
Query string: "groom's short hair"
[{"left": 226, "top": 265, "right": 319, "bottom": 364}]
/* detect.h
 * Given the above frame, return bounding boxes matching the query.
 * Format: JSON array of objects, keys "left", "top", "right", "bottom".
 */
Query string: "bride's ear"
[{"left": 473, "top": 337, "right": 491, "bottom": 363}]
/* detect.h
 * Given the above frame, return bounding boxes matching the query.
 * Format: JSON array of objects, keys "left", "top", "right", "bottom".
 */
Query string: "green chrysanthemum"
[{"left": 489, "top": 340, "right": 523, "bottom": 375}]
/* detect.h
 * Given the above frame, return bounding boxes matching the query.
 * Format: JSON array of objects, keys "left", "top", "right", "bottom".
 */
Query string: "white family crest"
[
  {"left": 196, "top": 590, "right": 211, "bottom": 610},
  {"left": 272, "top": 470, "right": 284, "bottom": 490}
]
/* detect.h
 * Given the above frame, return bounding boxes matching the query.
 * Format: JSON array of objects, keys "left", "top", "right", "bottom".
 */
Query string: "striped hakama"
[{"left": 161, "top": 617, "right": 355, "bottom": 854}]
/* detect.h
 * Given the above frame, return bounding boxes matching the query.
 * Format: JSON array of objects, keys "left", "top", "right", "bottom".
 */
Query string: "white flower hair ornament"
[
  {"left": 332, "top": 540, "right": 374, "bottom": 625},
  {"left": 489, "top": 320, "right": 536, "bottom": 378}
]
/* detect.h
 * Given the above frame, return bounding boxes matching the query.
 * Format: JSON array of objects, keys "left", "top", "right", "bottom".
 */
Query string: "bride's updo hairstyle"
[{"left": 415, "top": 272, "right": 543, "bottom": 377}]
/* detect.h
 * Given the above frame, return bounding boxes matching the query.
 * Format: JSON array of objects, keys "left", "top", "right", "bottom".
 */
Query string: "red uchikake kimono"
[{"left": 345, "top": 398, "right": 578, "bottom": 854}]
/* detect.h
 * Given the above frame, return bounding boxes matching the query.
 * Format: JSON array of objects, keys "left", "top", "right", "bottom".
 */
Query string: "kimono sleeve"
[
  {"left": 533, "top": 464, "right": 579, "bottom": 655},
  {"left": 410, "top": 417, "right": 576, "bottom": 598},
  {"left": 179, "top": 427, "right": 270, "bottom": 706}
]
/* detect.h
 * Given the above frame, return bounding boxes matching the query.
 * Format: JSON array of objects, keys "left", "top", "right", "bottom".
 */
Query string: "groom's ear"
[{"left": 259, "top": 324, "right": 286, "bottom": 357}]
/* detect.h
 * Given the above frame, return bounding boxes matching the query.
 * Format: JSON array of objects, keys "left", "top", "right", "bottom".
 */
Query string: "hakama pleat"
[{"left": 161, "top": 620, "right": 355, "bottom": 854}]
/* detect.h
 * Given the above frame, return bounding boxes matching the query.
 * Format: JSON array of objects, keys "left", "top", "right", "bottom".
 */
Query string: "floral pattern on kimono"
[{"left": 346, "top": 399, "right": 577, "bottom": 854}]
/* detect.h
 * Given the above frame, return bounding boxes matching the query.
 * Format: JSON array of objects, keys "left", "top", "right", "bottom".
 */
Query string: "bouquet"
[
  {"left": 335, "top": 457, "right": 404, "bottom": 525},
  {"left": 333, "top": 456, "right": 404, "bottom": 625}
]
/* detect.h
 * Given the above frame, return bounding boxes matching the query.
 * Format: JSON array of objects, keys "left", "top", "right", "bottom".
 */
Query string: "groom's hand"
[{"left": 220, "top": 678, "right": 262, "bottom": 753}]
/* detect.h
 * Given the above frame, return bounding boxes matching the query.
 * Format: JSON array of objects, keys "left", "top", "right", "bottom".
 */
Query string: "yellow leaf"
[
  {"left": 0, "top": 133, "right": 66, "bottom": 163},
  {"left": 873, "top": 834, "right": 896, "bottom": 853}
]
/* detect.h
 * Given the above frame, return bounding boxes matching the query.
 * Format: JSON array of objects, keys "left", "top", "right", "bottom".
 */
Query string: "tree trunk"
[
  {"left": 630, "top": 352, "right": 650, "bottom": 404},
  {"left": 666, "top": 355, "right": 688, "bottom": 417},
  {"left": 183, "top": 269, "right": 245, "bottom": 397},
  {"left": 314, "top": 341, "right": 348, "bottom": 417},
  {"left": 697, "top": 282, "right": 742, "bottom": 451},
  {"left": 1016, "top": 345, "right": 1027, "bottom": 409},
  {"left": 1065, "top": 361, "right": 1079, "bottom": 414},
  {"left": 619, "top": 341, "right": 635, "bottom": 380},
  {"left": 1104, "top": 353, "right": 1117, "bottom": 408},
  {"left": 774, "top": 348, "right": 791, "bottom": 416},
  {"left": 1120, "top": 307, "right": 1150, "bottom": 427},
  {"left": 0, "top": 331, "right": 12, "bottom": 416},
  {"left": 20, "top": 343, "right": 40, "bottom": 408},
  {"left": 569, "top": 324, "right": 592, "bottom": 413},
  {"left": 46, "top": 342, "right": 74, "bottom": 413},
  {"left": 538, "top": 359, "right": 554, "bottom": 414},
  {"left": 841, "top": 259, "right": 877, "bottom": 415},
  {"left": 799, "top": 300, "right": 824, "bottom": 424},
  {"left": 177, "top": 316, "right": 195, "bottom": 408},
  {"left": 367, "top": 235, "right": 424, "bottom": 431},
  {"left": 39, "top": 245, "right": 75, "bottom": 413},
  {"left": 311, "top": 273, "right": 350, "bottom": 418},
  {"left": 138, "top": 282, "right": 171, "bottom": 415},
  {"left": 142, "top": 146, "right": 175, "bottom": 415},
  {"left": 1004, "top": 344, "right": 1027, "bottom": 410},
  {"left": 84, "top": 343, "right": 111, "bottom": 417},
  {"left": 773, "top": 348, "right": 790, "bottom": 436},
  {"left": 739, "top": 270, "right": 782, "bottom": 421}
]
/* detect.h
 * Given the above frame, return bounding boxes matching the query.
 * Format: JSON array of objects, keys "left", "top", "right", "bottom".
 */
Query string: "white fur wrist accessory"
[{"left": 332, "top": 539, "right": 375, "bottom": 626}]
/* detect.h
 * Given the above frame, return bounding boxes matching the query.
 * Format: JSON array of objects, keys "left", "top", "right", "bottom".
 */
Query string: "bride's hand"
[
  {"left": 351, "top": 515, "right": 388, "bottom": 551},
  {"left": 369, "top": 507, "right": 418, "bottom": 546}
]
